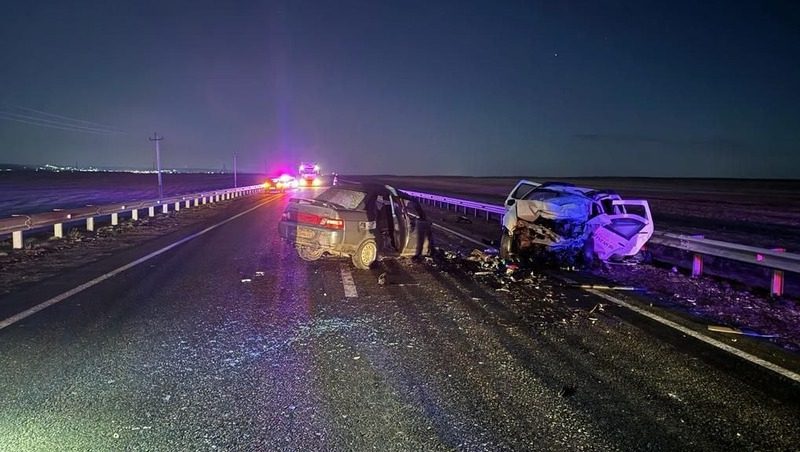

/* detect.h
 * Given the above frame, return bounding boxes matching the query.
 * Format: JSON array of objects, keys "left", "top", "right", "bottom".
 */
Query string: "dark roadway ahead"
[{"left": 1, "top": 191, "right": 799, "bottom": 451}]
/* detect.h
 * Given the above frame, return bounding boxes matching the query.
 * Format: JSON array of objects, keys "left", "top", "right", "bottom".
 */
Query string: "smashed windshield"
[{"left": 315, "top": 188, "right": 366, "bottom": 210}]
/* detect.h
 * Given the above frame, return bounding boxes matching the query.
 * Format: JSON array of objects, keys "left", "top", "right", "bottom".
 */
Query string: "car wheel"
[
  {"left": 499, "top": 229, "right": 515, "bottom": 259},
  {"left": 352, "top": 239, "right": 377, "bottom": 270},
  {"left": 297, "top": 246, "right": 324, "bottom": 261}
]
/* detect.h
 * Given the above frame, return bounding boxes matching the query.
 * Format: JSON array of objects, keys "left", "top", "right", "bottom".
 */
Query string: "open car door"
[
  {"left": 388, "top": 194, "right": 409, "bottom": 253},
  {"left": 400, "top": 197, "right": 431, "bottom": 257},
  {"left": 590, "top": 199, "right": 654, "bottom": 260}
]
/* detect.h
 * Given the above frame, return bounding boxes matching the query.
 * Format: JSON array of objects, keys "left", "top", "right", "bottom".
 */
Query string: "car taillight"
[
  {"left": 297, "top": 212, "right": 343, "bottom": 230},
  {"left": 320, "top": 218, "right": 344, "bottom": 229},
  {"left": 312, "top": 178, "right": 322, "bottom": 186}
]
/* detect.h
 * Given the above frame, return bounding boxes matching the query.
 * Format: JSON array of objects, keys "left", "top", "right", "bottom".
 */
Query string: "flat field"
[{"left": 0, "top": 171, "right": 266, "bottom": 219}]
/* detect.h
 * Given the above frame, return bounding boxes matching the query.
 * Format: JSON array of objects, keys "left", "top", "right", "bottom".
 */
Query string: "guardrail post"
[
  {"left": 690, "top": 235, "right": 704, "bottom": 278},
  {"left": 12, "top": 230, "right": 23, "bottom": 249},
  {"left": 111, "top": 213, "right": 119, "bottom": 225},
  {"left": 202, "top": 197, "right": 207, "bottom": 205},
  {"left": 185, "top": 200, "right": 190, "bottom": 208},
  {"left": 148, "top": 206, "right": 155, "bottom": 217},
  {"left": 131, "top": 209, "right": 139, "bottom": 221},
  {"left": 54, "top": 223, "right": 63, "bottom": 238},
  {"left": 194, "top": 198, "right": 199, "bottom": 207},
  {"left": 86, "top": 217, "right": 95, "bottom": 231},
  {"left": 692, "top": 254, "right": 703, "bottom": 278},
  {"left": 771, "top": 248, "right": 786, "bottom": 297},
  {"left": 174, "top": 201, "right": 180, "bottom": 211},
  {"left": 162, "top": 204, "right": 169, "bottom": 214}
]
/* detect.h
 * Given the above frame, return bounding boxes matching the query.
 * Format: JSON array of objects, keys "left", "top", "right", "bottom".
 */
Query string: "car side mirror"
[{"left": 506, "top": 199, "right": 516, "bottom": 207}]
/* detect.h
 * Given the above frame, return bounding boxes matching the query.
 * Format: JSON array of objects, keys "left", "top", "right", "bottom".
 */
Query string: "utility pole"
[
  {"left": 233, "top": 153, "right": 238, "bottom": 188},
  {"left": 149, "top": 132, "right": 164, "bottom": 200}
]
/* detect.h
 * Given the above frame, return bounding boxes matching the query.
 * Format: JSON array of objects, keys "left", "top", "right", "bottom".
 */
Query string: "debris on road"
[
  {"left": 576, "top": 284, "right": 645, "bottom": 291},
  {"left": 377, "top": 272, "right": 387, "bottom": 286},
  {"left": 240, "top": 278, "right": 252, "bottom": 283},
  {"left": 707, "top": 325, "right": 780, "bottom": 338},
  {"left": 588, "top": 303, "right": 605, "bottom": 315},
  {"left": 558, "top": 385, "right": 577, "bottom": 398},
  {"left": 255, "top": 271, "right": 265, "bottom": 277}
]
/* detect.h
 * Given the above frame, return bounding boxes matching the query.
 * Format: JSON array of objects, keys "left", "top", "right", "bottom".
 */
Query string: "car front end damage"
[
  {"left": 505, "top": 195, "right": 593, "bottom": 262},
  {"left": 502, "top": 181, "right": 654, "bottom": 264}
]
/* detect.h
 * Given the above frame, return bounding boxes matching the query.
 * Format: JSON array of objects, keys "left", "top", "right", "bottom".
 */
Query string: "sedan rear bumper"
[{"left": 279, "top": 221, "right": 343, "bottom": 250}]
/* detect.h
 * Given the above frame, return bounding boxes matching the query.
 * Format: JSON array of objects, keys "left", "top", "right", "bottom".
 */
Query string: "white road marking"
[
  {"left": 561, "top": 276, "right": 800, "bottom": 384},
  {"left": 431, "top": 220, "right": 800, "bottom": 385},
  {"left": 0, "top": 194, "right": 281, "bottom": 331},
  {"left": 429, "top": 220, "right": 497, "bottom": 252},
  {"left": 340, "top": 267, "right": 358, "bottom": 298}
]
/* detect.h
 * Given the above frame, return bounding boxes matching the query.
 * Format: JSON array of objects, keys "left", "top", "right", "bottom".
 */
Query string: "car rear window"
[{"left": 316, "top": 188, "right": 366, "bottom": 210}]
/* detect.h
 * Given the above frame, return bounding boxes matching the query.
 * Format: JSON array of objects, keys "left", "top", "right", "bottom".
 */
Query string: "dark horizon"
[{"left": 4, "top": 162, "right": 800, "bottom": 182}]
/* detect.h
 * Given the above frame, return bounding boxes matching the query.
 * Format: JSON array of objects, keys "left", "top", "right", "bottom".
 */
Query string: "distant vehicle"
[
  {"left": 279, "top": 183, "right": 432, "bottom": 269},
  {"left": 298, "top": 162, "right": 322, "bottom": 187},
  {"left": 500, "top": 180, "right": 654, "bottom": 263},
  {"left": 263, "top": 174, "right": 297, "bottom": 192}
]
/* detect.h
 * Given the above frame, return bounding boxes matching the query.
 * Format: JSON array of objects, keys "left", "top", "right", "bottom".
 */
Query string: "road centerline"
[{"left": 340, "top": 266, "right": 358, "bottom": 298}]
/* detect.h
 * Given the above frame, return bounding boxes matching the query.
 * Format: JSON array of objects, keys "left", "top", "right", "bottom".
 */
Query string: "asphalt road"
[{"left": 1, "top": 191, "right": 799, "bottom": 451}]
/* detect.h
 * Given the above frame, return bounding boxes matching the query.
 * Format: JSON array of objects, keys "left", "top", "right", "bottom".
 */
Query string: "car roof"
[{"left": 535, "top": 182, "right": 619, "bottom": 200}]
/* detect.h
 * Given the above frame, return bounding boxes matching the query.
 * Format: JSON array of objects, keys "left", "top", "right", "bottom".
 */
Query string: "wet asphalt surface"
[{"left": 1, "top": 192, "right": 799, "bottom": 451}]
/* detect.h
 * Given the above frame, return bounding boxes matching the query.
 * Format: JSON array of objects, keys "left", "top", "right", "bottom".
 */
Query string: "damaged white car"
[{"left": 500, "top": 180, "right": 654, "bottom": 263}]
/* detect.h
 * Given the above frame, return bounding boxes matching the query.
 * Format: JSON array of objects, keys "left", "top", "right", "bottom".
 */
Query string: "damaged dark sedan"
[{"left": 278, "top": 183, "right": 432, "bottom": 269}]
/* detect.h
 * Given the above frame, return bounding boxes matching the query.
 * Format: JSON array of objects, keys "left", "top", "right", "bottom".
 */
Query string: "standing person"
[{"left": 406, "top": 198, "right": 432, "bottom": 258}]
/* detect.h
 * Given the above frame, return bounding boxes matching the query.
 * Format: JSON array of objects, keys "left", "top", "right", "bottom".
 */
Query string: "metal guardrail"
[
  {"left": 401, "top": 189, "right": 505, "bottom": 220},
  {"left": 401, "top": 189, "right": 798, "bottom": 297},
  {"left": 0, "top": 184, "right": 265, "bottom": 249},
  {"left": 649, "top": 232, "right": 800, "bottom": 274}
]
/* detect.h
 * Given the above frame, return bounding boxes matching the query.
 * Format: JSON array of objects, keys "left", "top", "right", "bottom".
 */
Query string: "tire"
[
  {"left": 297, "top": 246, "right": 324, "bottom": 261},
  {"left": 352, "top": 239, "right": 378, "bottom": 270},
  {"left": 499, "top": 229, "right": 515, "bottom": 259}
]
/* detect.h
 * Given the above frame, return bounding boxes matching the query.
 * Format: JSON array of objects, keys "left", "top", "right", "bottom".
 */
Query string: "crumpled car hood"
[{"left": 515, "top": 195, "right": 590, "bottom": 222}]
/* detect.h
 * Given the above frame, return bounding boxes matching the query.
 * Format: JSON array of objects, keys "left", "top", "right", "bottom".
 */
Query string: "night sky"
[{"left": 1, "top": 1, "right": 798, "bottom": 177}]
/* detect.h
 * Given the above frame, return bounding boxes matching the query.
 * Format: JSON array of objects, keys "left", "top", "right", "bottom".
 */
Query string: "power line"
[
  {"left": 0, "top": 112, "right": 120, "bottom": 135},
  {"left": 1, "top": 103, "right": 126, "bottom": 132},
  {"left": 0, "top": 104, "right": 127, "bottom": 135},
  {"left": 0, "top": 111, "right": 123, "bottom": 135}
]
